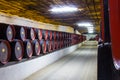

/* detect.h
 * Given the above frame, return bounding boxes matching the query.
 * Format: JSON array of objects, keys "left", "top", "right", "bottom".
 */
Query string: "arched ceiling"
[{"left": 0, "top": 0, "right": 101, "bottom": 33}]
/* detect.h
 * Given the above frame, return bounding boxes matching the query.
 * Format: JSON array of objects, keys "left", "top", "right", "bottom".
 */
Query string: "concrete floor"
[{"left": 25, "top": 41, "right": 97, "bottom": 80}]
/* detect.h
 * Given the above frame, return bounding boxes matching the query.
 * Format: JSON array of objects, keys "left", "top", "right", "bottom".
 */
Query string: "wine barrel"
[
  {"left": 26, "top": 28, "right": 36, "bottom": 40},
  {"left": 0, "top": 24, "right": 15, "bottom": 41},
  {"left": 61, "top": 41, "right": 64, "bottom": 48},
  {"left": 30, "top": 28, "right": 36, "bottom": 40},
  {"left": 10, "top": 40, "right": 24, "bottom": 61},
  {"left": 46, "top": 40, "right": 52, "bottom": 52},
  {"left": 56, "top": 32, "right": 59, "bottom": 40},
  {"left": 61, "top": 32, "right": 64, "bottom": 40},
  {"left": 32, "top": 39, "right": 40, "bottom": 56},
  {"left": 52, "top": 31, "right": 56, "bottom": 40},
  {"left": 40, "top": 39, "right": 47, "bottom": 54},
  {"left": 23, "top": 40, "right": 33, "bottom": 58},
  {"left": 51, "top": 41, "right": 55, "bottom": 51},
  {"left": 54, "top": 40, "right": 59, "bottom": 50},
  {"left": 0, "top": 40, "right": 11, "bottom": 64},
  {"left": 42, "top": 30, "right": 48, "bottom": 40},
  {"left": 63, "top": 40, "right": 66, "bottom": 48},
  {"left": 20, "top": 27, "right": 27, "bottom": 41},
  {"left": 63, "top": 32, "right": 66, "bottom": 39},
  {"left": 58, "top": 32, "right": 61, "bottom": 40},
  {"left": 35, "top": 29, "right": 42, "bottom": 40},
  {"left": 48, "top": 31, "right": 52, "bottom": 40}
]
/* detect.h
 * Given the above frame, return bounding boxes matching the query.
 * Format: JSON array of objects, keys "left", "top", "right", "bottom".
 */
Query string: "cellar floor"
[{"left": 25, "top": 41, "right": 97, "bottom": 80}]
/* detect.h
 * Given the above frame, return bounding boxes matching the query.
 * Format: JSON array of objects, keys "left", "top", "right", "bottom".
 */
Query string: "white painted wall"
[{"left": 0, "top": 43, "right": 82, "bottom": 80}]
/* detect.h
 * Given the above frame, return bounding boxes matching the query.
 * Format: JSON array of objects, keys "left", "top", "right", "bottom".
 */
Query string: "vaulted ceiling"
[{"left": 0, "top": 0, "right": 101, "bottom": 33}]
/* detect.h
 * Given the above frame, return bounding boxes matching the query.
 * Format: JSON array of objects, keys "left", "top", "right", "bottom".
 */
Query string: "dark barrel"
[
  {"left": 48, "top": 31, "right": 52, "bottom": 40},
  {"left": 20, "top": 27, "right": 27, "bottom": 41},
  {"left": 61, "top": 32, "right": 64, "bottom": 40},
  {"left": 54, "top": 40, "right": 59, "bottom": 50},
  {"left": 30, "top": 28, "right": 36, "bottom": 40},
  {"left": 46, "top": 40, "right": 52, "bottom": 52},
  {"left": 51, "top": 41, "right": 55, "bottom": 51},
  {"left": 65, "top": 33, "right": 67, "bottom": 39},
  {"left": 52, "top": 31, "right": 56, "bottom": 40},
  {"left": 23, "top": 40, "right": 33, "bottom": 58},
  {"left": 0, "top": 40, "right": 11, "bottom": 64},
  {"left": 40, "top": 39, "right": 47, "bottom": 54},
  {"left": 60, "top": 41, "right": 64, "bottom": 48},
  {"left": 56, "top": 32, "right": 59, "bottom": 41},
  {"left": 42, "top": 30, "right": 48, "bottom": 40},
  {"left": 0, "top": 24, "right": 15, "bottom": 41},
  {"left": 26, "top": 27, "right": 36, "bottom": 40},
  {"left": 35, "top": 29, "right": 42, "bottom": 40},
  {"left": 32, "top": 39, "right": 40, "bottom": 56},
  {"left": 59, "top": 32, "right": 62, "bottom": 40},
  {"left": 68, "top": 33, "right": 71, "bottom": 39},
  {"left": 10, "top": 40, "right": 24, "bottom": 61}
]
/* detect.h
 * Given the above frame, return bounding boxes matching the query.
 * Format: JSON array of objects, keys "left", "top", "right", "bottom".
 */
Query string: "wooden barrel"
[
  {"left": 48, "top": 31, "right": 52, "bottom": 40},
  {"left": 10, "top": 40, "right": 24, "bottom": 61},
  {"left": 52, "top": 31, "right": 56, "bottom": 40},
  {"left": 61, "top": 32, "right": 64, "bottom": 40},
  {"left": 42, "top": 30, "right": 48, "bottom": 40},
  {"left": 26, "top": 28, "right": 36, "bottom": 40},
  {"left": 54, "top": 40, "right": 59, "bottom": 50},
  {"left": 6, "top": 25, "right": 15, "bottom": 41},
  {"left": 35, "top": 29, "right": 42, "bottom": 40},
  {"left": 40, "top": 39, "right": 47, "bottom": 54},
  {"left": 20, "top": 27, "right": 27, "bottom": 41},
  {"left": 63, "top": 40, "right": 66, "bottom": 47},
  {"left": 51, "top": 41, "right": 55, "bottom": 51},
  {"left": 30, "top": 28, "right": 36, "bottom": 40},
  {"left": 0, "top": 40, "right": 11, "bottom": 64},
  {"left": 59, "top": 41, "right": 63, "bottom": 49},
  {"left": 32, "top": 39, "right": 40, "bottom": 56},
  {"left": 64, "top": 33, "right": 66, "bottom": 39},
  {"left": 0, "top": 24, "right": 15, "bottom": 41},
  {"left": 56, "top": 32, "right": 59, "bottom": 40},
  {"left": 23, "top": 40, "right": 33, "bottom": 58},
  {"left": 46, "top": 40, "right": 52, "bottom": 52}
]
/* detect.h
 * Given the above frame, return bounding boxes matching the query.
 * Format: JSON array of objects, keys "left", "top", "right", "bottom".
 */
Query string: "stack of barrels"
[
  {"left": 0, "top": 23, "right": 85, "bottom": 65},
  {"left": 71, "top": 34, "right": 86, "bottom": 45}
]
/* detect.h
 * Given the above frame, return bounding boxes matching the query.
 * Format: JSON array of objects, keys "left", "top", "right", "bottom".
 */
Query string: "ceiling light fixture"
[
  {"left": 49, "top": 6, "right": 78, "bottom": 13},
  {"left": 77, "top": 22, "right": 93, "bottom": 27},
  {"left": 87, "top": 27, "right": 94, "bottom": 33}
]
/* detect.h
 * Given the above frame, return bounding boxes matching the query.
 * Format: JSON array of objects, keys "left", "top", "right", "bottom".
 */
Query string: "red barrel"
[
  {"left": 10, "top": 40, "right": 24, "bottom": 61},
  {"left": 0, "top": 40, "right": 11, "bottom": 64},
  {"left": 46, "top": 40, "right": 52, "bottom": 52},
  {"left": 52, "top": 31, "right": 56, "bottom": 40},
  {"left": 56, "top": 31, "right": 59, "bottom": 40},
  {"left": 66, "top": 33, "right": 69, "bottom": 39},
  {"left": 32, "top": 39, "right": 40, "bottom": 56},
  {"left": 64, "top": 33, "right": 67, "bottom": 39},
  {"left": 51, "top": 41, "right": 55, "bottom": 51},
  {"left": 23, "top": 40, "right": 33, "bottom": 58},
  {"left": 48, "top": 31, "right": 52, "bottom": 40},
  {"left": 62, "top": 32, "right": 65, "bottom": 40},
  {"left": 20, "top": 27, "right": 27, "bottom": 41},
  {"left": 40, "top": 39, "right": 47, "bottom": 54},
  {"left": 35, "top": 29, "right": 42, "bottom": 40},
  {"left": 42, "top": 30, "right": 48, "bottom": 40},
  {"left": 54, "top": 40, "right": 59, "bottom": 50},
  {"left": 0, "top": 24, "right": 15, "bottom": 41},
  {"left": 26, "top": 28, "right": 36, "bottom": 40},
  {"left": 30, "top": 28, "right": 36, "bottom": 40},
  {"left": 59, "top": 32, "right": 62, "bottom": 40}
]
